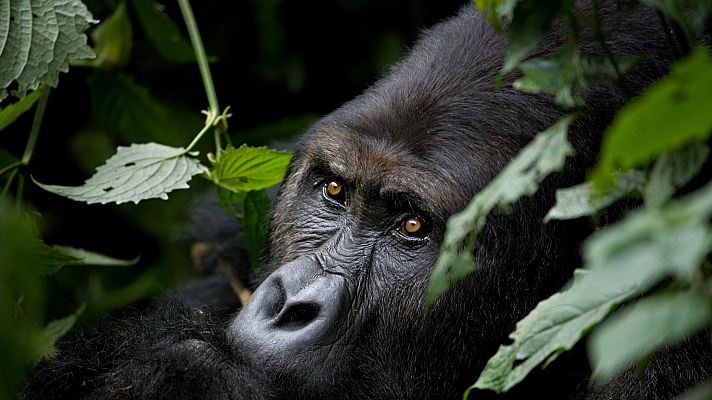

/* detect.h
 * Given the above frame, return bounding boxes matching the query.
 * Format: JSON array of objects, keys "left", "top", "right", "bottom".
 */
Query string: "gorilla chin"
[{"left": 22, "top": 3, "right": 712, "bottom": 400}]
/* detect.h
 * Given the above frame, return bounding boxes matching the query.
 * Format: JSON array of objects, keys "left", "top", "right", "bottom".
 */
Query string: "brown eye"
[
  {"left": 324, "top": 179, "right": 346, "bottom": 204},
  {"left": 400, "top": 215, "right": 427, "bottom": 239}
]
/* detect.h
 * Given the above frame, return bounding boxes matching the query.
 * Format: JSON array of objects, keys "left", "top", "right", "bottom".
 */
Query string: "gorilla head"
[
  {"left": 24, "top": 3, "right": 697, "bottom": 400},
  {"left": 227, "top": 3, "right": 675, "bottom": 398}
]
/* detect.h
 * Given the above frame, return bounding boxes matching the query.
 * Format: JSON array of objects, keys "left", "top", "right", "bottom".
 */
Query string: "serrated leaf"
[
  {"left": 473, "top": 180, "right": 712, "bottom": 394},
  {"left": 52, "top": 246, "right": 139, "bottom": 266},
  {"left": 545, "top": 170, "right": 645, "bottom": 221},
  {"left": 426, "top": 116, "right": 575, "bottom": 309},
  {"left": 0, "top": 86, "right": 41, "bottom": 132},
  {"left": 644, "top": 142, "right": 709, "bottom": 208},
  {"left": 32, "top": 303, "right": 86, "bottom": 361},
  {"left": 0, "top": 0, "right": 96, "bottom": 101},
  {"left": 90, "top": 0, "right": 132, "bottom": 68},
  {"left": 590, "top": 290, "right": 711, "bottom": 383},
  {"left": 87, "top": 69, "right": 175, "bottom": 144},
  {"left": 210, "top": 145, "right": 292, "bottom": 192},
  {"left": 514, "top": 42, "right": 638, "bottom": 108},
  {"left": 33, "top": 142, "right": 206, "bottom": 204},
  {"left": 591, "top": 47, "right": 712, "bottom": 191},
  {"left": 131, "top": 0, "right": 194, "bottom": 63}
]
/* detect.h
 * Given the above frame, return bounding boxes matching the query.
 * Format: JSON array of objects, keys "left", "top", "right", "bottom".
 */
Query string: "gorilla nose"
[{"left": 229, "top": 257, "right": 346, "bottom": 358}]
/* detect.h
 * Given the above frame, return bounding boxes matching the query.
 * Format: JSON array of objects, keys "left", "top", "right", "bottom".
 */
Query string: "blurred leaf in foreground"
[
  {"left": 426, "top": 115, "right": 574, "bottom": 309},
  {"left": 591, "top": 47, "right": 712, "bottom": 191},
  {"left": 472, "top": 179, "right": 712, "bottom": 394}
]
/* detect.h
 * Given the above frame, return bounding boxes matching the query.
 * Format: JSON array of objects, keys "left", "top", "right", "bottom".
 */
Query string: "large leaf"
[
  {"left": 0, "top": 0, "right": 96, "bottom": 100},
  {"left": 0, "top": 86, "right": 41, "bottom": 132},
  {"left": 545, "top": 170, "right": 645, "bottom": 221},
  {"left": 90, "top": 0, "right": 132, "bottom": 68},
  {"left": 426, "top": 116, "right": 574, "bottom": 308},
  {"left": 33, "top": 142, "right": 206, "bottom": 204},
  {"left": 472, "top": 180, "right": 712, "bottom": 394},
  {"left": 131, "top": 0, "right": 194, "bottom": 63},
  {"left": 217, "top": 187, "right": 270, "bottom": 272},
  {"left": 589, "top": 289, "right": 712, "bottom": 383},
  {"left": 503, "top": 0, "right": 564, "bottom": 72},
  {"left": 591, "top": 47, "right": 712, "bottom": 190},
  {"left": 210, "top": 145, "right": 292, "bottom": 192}
]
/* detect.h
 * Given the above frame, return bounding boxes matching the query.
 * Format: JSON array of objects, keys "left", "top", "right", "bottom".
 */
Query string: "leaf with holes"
[
  {"left": 0, "top": 0, "right": 96, "bottom": 100},
  {"left": 33, "top": 143, "right": 206, "bottom": 204}
]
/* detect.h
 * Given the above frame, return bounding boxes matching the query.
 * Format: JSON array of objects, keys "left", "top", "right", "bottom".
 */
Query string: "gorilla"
[{"left": 22, "top": 2, "right": 712, "bottom": 400}]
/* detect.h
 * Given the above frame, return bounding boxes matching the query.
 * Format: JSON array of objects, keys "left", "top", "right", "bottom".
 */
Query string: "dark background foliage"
[{"left": 0, "top": 0, "right": 462, "bottom": 324}]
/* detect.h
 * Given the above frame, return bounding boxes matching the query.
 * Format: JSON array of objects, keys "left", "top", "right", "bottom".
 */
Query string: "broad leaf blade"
[
  {"left": 545, "top": 170, "right": 645, "bottom": 221},
  {"left": 644, "top": 142, "right": 709, "bottom": 208},
  {"left": 0, "top": 0, "right": 96, "bottom": 100},
  {"left": 426, "top": 115, "right": 575, "bottom": 308},
  {"left": 591, "top": 47, "right": 712, "bottom": 190},
  {"left": 240, "top": 190, "right": 271, "bottom": 272},
  {"left": 590, "top": 290, "right": 712, "bottom": 383},
  {"left": 33, "top": 143, "right": 205, "bottom": 204},
  {"left": 473, "top": 180, "right": 712, "bottom": 394},
  {"left": 210, "top": 145, "right": 292, "bottom": 192}
]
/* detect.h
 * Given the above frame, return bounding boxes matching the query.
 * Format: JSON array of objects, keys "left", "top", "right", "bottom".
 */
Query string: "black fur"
[{"left": 22, "top": 3, "right": 712, "bottom": 399}]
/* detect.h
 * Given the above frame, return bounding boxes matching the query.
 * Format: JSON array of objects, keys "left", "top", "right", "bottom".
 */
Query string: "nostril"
[{"left": 275, "top": 303, "right": 321, "bottom": 331}]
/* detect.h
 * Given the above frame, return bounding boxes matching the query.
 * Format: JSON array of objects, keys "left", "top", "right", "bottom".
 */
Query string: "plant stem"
[
  {"left": 177, "top": 0, "right": 222, "bottom": 155},
  {"left": 184, "top": 118, "right": 215, "bottom": 153},
  {"left": 1, "top": 168, "right": 17, "bottom": 199},
  {"left": 0, "top": 161, "right": 23, "bottom": 178},
  {"left": 22, "top": 87, "right": 50, "bottom": 165}
]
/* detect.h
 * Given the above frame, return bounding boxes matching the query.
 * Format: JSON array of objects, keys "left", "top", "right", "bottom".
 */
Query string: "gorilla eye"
[
  {"left": 399, "top": 215, "right": 429, "bottom": 239},
  {"left": 323, "top": 178, "right": 346, "bottom": 204}
]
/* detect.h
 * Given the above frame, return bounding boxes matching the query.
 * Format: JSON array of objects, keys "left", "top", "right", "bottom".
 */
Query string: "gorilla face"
[{"left": 228, "top": 6, "right": 595, "bottom": 398}]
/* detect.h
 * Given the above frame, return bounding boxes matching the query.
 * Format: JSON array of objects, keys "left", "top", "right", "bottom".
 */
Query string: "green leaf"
[
  {"left": 503, "top": 0, "right": 564, "bottom": 72},
  {"left": 90, "top": 0, "right": 132, "bottom": 68},
  {"left": 239, "top": 190, "right": 271, "bottom": 272},
  {"left": 33, "top": 142, "right": 206, "bottom": 204},
  {"left": 87, "top": 69, "right": 175, "bottom": 144},
  {"left": 0, "top": 86, "right": 41, "bottom": 132},
  {"left": 545, "top": 170, "right": 645, "bottom": 221},
  {"left": 131, "top": 0, "right": 194, "bottom": 63},
  {"left": 0, "top": 0, "right": 96, "bottom": 100},
  {"left": 644, "top": 142, "right": 709, "bottom": 208},
  {"left": 514, "top": 42, "right": 638, "bottom": 108},
  {"left": 217, "top": 187, "right": 272, "bottom": 272},
  {"left": 475, "top": 0, "right": 519, "bottom": 31},
  {"left": 473, "top": 180, "right": 712, "bottom": 394},
  {"left": 589, "top": 290, "right": 712, "bottom": 383},
  {"left": 591, "top": 47, "right": 712, "bottom": 191},
  {"left": 32, "top": 303, "right": 86, "bottom": 361},
  {"left": 210, "top": 145, "right": 292, "bottom": 192},
  {"left": 52, "top": 246, "right": 139, "bottom": 266},
  {"left": 426, "top": 116, "right": 575, "bottom": 309}
]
